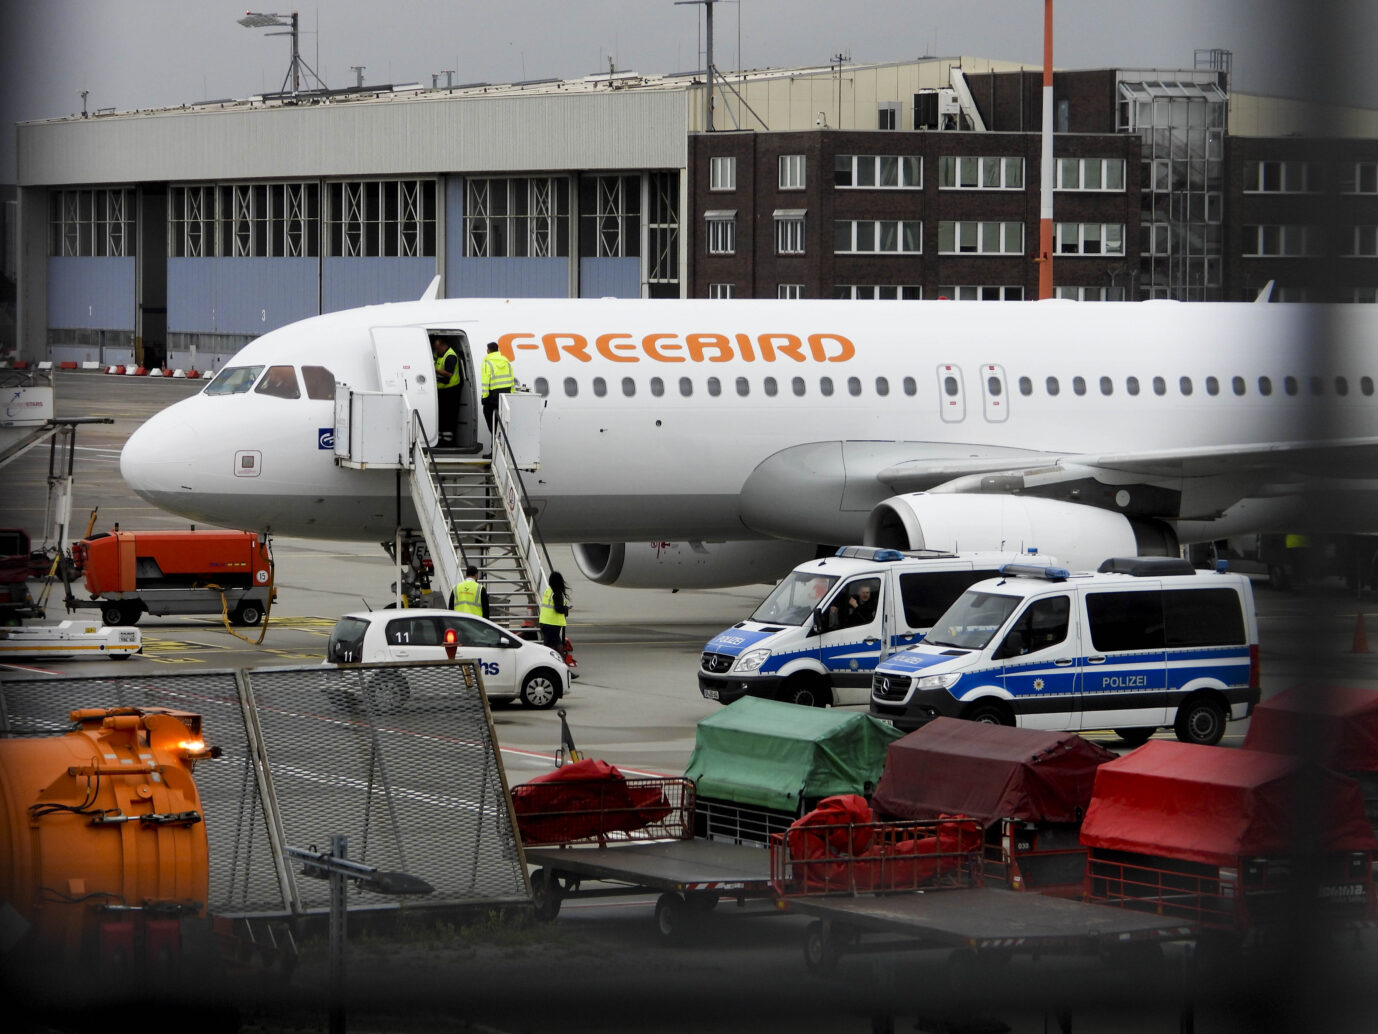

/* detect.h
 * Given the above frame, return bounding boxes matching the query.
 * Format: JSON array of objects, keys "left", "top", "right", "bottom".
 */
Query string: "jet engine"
[
  {"left": 865, "top": 493, "right": 1178, "bottom": 571},
  {"left": 572, "top": 540, "right": 818, "bottom": 589}
]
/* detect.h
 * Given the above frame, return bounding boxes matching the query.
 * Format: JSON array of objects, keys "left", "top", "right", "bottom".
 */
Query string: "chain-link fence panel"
[
  {"left": 0, "top": 669, "right": 286, "bottom": 914},
  {"left": 245, "top": 661, "right": 528, "bottom": 912}
]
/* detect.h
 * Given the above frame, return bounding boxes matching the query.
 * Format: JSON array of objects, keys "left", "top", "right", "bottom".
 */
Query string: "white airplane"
[{"left": 120, "top": 297, "right": 1378, "bottom": 589}]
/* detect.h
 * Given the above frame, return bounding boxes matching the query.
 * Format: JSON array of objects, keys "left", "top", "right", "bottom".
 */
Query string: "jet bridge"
[{"left": 333, "top": 388, "right": 552, "bottom": 627}]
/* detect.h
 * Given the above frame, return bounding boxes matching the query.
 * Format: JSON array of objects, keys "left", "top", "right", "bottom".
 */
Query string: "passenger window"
[
  {"left": 944, "top": 375, "right": 959, "bottom": 397},
  {"left": 302, "top": 365, "right": 336, "bottom": 400},
  {"left": 563, "top": 377, "right": 579, "bottom": 397},
  {"left": 1335, "top": 376, "right": 1349, "bottom": 396},
  {"left": 1072, "top": 376, "right": 1086, "bottom": 396},
  {"left": 1046, "top": 376, "right": 1060, "bottom": 396},
  {"left": 876, "top": 377, "right": 890, "bottom": 397},
  {"left": 679, "top": 377, "right": 693, "bottom": 397},
  {"left": 820, "top": 377, "right": 834, "bottom": 397},
  {"left": 651, "top": 377, "right": 665, "bottom": 397},
  {"left": 1019, "top": 376, "right": 1033, "bottom": 396},
  {"left": 903, "top": 376, "right": 918, "bottom": 396},
  {"left": 763, "top": 376, "right": 778, "bottom": 397},
  {"left": 825, "top": 578, "right": 881, "bottom": 631},
  {"left": 848, "top": 377, "right": 862, "bottom": 397},
  {"left": 792, "top": 377, "right": 807, "bottom": 397},
  {"left": 995, "top": 595, "right": 1070, "bottom": 659},
  {"left": 387, "top": 617, "right": 440, "bottom": 646},
  {"left": 1179, "top": 376, "right": 1193, "bottom": 396},
  {"left": 987, "top": 375, "right": 1002, "bottom": 397},
  {"left": 534, "top": 376, "right": 549, "bottom": 396},
  {"left": 1284, "top": 376, "right": 1299, "bottom": 396},
  {"left": 622, "top": 377, "right": 636, "bottom": 397},
  {"left": 446, "top": 616, "right": 506, "bottom": 648},
  {"left": 736, "top": 377, "right": 750, "bottom": 397},
  {"left": 707, "top": 377, "right": 721, "bottom": 397},
  {"left": 255, "top": 365, "right": 300, "bottom": 399},
  {"left": 1362, "top": 376, "right": 1374, "bottom": 396},
  {"left": 1309, "top": 376, "right": 1323, "bottom": 395},
  {"left": 1258, "top": 376, "right": 1273, "bottom": 396},
  {"left": 1232, "top": 376, "right": 1246, "bottom": 396},
  {"left": 1152, "top": 377, "right": 1166, "bottom": 396},
  {"left": 593, "top": 377, "right": 608, "bottom": 397},
  {"left": 1086, "top": 590, "right": 1164, "bottom": 652},
  {"left": 1126, "top": 376, "right": 1140, "bottom": 396},
  {"left": 1099, "top": 376, "right": 1113, "bottom": 396},
  {"left": 1205, "top": 376, "right": 1219, "bottom": 396}
]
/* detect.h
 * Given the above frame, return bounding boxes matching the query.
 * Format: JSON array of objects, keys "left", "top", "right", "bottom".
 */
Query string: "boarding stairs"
[{"left": 334, "top": 387, "right": 552, "bottom": 631}]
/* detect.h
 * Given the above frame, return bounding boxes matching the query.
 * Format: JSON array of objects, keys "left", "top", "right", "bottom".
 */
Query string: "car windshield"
[
  {"left": 327, "top": 616, "right": 369, "bottom": 663},
  {"left": 923, "top": 590, "right": 1021, "bottom": 650},
  {"left": 749, "top": 570, "right": 838, "bottom": 625},
  {"left": 203, "top": 365, "right": 265, "bottom": 396}
]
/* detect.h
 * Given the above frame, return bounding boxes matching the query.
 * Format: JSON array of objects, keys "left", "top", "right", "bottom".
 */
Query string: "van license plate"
[
  {"left": 703, "top": 689, "right": 719, "bottom": 700},
  {"left": 874, "top": 716, "right": 893, "bottom": 726}
]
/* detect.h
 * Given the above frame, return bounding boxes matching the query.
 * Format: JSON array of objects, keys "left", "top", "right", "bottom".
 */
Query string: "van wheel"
[
  {"left": 1175, "top": 697, "right": 1226, "bottom": 745},
  {"left": 102, "top": 602, "right": 141, "bottom": 626},
  {"left": 965, "top": 702, "right": 1012, "bottom": 726},
  {"left": 778, "top": 676, "right": 828, "bottom": 708},
  {"left": 1115, "top": 727, "right": 1156, "bottom": 747},
  {"left": 231, "top": 602, "right": 264, "bottom": 626}
]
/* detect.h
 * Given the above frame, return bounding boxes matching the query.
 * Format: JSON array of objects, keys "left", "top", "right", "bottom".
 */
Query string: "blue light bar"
[{"left": 999, "top": 563, "right": 1070, "bottom": 581}]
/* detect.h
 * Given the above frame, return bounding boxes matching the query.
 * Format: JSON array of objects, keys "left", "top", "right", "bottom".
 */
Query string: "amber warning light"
[{"left": 444, "top": 628, "right": 458, "bottom": 660}]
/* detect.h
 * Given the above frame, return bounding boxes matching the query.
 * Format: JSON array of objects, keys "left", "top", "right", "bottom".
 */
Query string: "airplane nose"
[{"left": 120, "top": 407, "right": 198, "bottom": 501}]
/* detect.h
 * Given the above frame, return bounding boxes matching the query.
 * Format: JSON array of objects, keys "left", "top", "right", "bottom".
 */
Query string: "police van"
[
  {"left": 698, "top": 546, "right": 1060, "bottom": 708},
  {"left": 868, "top": 557, "right": 1260, "bottom": 745}
]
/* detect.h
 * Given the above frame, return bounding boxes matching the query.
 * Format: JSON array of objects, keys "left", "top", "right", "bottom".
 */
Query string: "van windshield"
[
  {"left": 924, "top": 590, "right": 1021, "bottom": 650},
  {"left": 750, "top": 571, "right": 838, "bottom": 625}
]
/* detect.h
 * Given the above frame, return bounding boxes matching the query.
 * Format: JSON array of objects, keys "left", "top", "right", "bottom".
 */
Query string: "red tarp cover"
[
  {"left": 870, "top": 717, "right": 1118, "bottom": 826},
  {"left": 1080, "top": 740, "right": 1378, "bottom": 868},
  {"left": 510, "top": 759, "right": 671, "bottom": 845},
  {"left": 1242, "top": 685, "right": 1378, "bottom": 772}
]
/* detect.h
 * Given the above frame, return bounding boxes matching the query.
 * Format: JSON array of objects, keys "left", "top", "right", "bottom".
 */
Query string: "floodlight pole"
[{"left": 239, "top": 11, "right": 326, "bottom": 97}]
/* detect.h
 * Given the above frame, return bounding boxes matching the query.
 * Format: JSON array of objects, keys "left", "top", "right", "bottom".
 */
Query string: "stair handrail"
[{"left": 488, "top": 417, "right": 555, "bottom": 621}]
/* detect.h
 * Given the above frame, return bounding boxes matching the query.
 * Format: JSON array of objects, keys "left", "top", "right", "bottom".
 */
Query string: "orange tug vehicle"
[
  {"left": 68, "top": 529, "right": 275, "bottom": 627},
  {"left": 0, "top": 706, "right": 219, "bottom": 982}
]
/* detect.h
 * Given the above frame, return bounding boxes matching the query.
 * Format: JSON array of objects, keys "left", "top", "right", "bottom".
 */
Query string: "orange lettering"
[
  {"left": 541, "top": 332, "right": 591, "bottom": 362},
  {"left": 686, "top": 334, "right": 734, "bottom": 363},
  {"left": 810, "top": 333, "right": 855, "bottom": 363},
  {"left": 643, "top": 334, "right": 685, "bottom": 362},
  {"left": 499, "top": 332, "right": 539, "bottom": 361},
  {"left": 762, "top": 334, "right": 805, "bottom": 362},
  {"left": 595, "top": 333, "right": 638, "bottom": 362},
  {"left": 735, "top": 333, "right": 756, "bottom": 362}
]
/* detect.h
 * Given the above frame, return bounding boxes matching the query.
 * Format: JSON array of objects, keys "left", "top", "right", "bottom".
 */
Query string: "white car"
[{"left": 324, "top": 608, "right": 569, "bottom": 711}]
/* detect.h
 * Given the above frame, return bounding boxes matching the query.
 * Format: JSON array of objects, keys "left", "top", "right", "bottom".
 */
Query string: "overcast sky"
[{"left": 3, "top": 0, "right": 1372, "bottom": 182}]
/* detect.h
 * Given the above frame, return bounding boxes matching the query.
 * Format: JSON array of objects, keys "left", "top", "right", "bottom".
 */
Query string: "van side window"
[
  {"left": 386, "top": 616, "right": 440, "bottom": 645},
  {"left": 995, "top": 595, "right": 1070, "bottom": 658},
  {"left": 1163, "top": 588, "right": 1244, "bottom": 646},
  {"left": 898, "top": 570, "right": 999, "bottom": 628},
  {"left": 1086, "top": 590, "right": 1164, "bottom": 651},
  {"left": 827, "top": 578, "right": 880, "bottom": 630}
]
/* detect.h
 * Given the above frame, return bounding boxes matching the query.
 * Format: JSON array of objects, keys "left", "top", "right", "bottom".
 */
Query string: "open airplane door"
[{"left": 371, "top": 326, "right": 439, "bottom": 445}]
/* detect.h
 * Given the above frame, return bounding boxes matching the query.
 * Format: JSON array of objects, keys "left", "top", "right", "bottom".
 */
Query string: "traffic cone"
[{"left": 1354, "top": 612, "right": 1370, "bottom": 654}]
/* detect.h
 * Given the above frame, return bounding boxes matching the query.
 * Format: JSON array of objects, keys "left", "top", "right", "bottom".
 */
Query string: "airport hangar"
[{"left": 10, "top": 54, "right": 1378, "bottom": 374}]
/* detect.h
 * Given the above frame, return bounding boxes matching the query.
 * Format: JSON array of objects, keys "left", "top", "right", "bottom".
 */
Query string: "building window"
[
  {"left": 1054, "top": 158, "right": 1125, "bottom": 191},
  {"left": 463, "top": 177, "right": 568, "bottom": 259},
  {"left": 877, "top": 102, "right": 900, "bottom": 130},
  {"left": 326, "top": 179, "right": 434, "bottom": 258},
  {"left": 705, "top": 211, "right": 737, "bottom": 255},
  {"left": 834, "top": 285, "right": 921, "bottom": 300},
  {"left": 1243, "top": 160, "right": 1323, "bottom": 193},
  {"left": 49, "top": 188, "right": 135, "bottom": 258},
  {"left": 1055, "top": 222, "right": 1126, "bottom": 256},
  {"left": 778, "top": 284, "right": 805, "bottom": 299},
  {"left": 710, "top": 156, "right": 736, "bottom": 191},
  {"left": 647, "top": 171, "right": 681, "bottom": 292},
  {"left": 1346, "top": 226, "right": 1378, "bottom": 258},
  {"left": 937, "top": 221, "right": 1024, "bottom": 255},
  {"left": 834, "top": 220, "right": 921, "bottom": 254},
  {"left": 169, "top": 185, "right": 217, "bottom": 258},
  {"left": 579, "top": 175, "right": 640, "bottom": 258},
  {"left": 938, "top": 156, "right": 1024, "bottom": 190},
  {"left": 939, "top": 285, "right": 1025, "bottom": 301},
  {"left": 1340, "top": 163, "right": 1378, "bottom": 194},
  {"left": 779, "top": 155, "right": 806, "bottom": 190},
  {"left": 775, "top": 210, "right": 805, "bottom": 255},
  {"left": 834, "top": 155, "right": 922, "bottom": 189},
  {"left": 708, "top": 283, "right": 734, "bottom": 299},
  {"left": 1242, "top": 225, "right": 1323, "bottom": 257},
  {"left": 1054, "top": 286, "right": 1126, "bottom": 301}
]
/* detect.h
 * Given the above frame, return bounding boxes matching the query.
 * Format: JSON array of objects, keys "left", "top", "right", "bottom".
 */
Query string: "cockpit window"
[
  {"left": 255, "top": 365, "right": 301, "bottom": 399},
  {"left": 302, "top": 365, "right": 336, "bottom": 400},
  {"left": 203, "top": 365, "right": 264, "bottom": 396}
]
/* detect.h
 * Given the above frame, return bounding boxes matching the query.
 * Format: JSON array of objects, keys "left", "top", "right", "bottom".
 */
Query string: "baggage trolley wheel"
[
  {"left": 530, "top": 868, "right": 563, "bottom": 921},
  {"left": 804, "top": 920, "right": 841, "bottom": 976},
  {"left": 654, "top": 892, "right": 693, "bottom": 946}
]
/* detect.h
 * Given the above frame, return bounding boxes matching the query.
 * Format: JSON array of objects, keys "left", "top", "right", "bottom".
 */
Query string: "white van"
[
  {"left": 698, "top": 546, "right": 1059, "bottom": 708},
  {"left": 869, "top": 557, "right": 1260, "bottom": 745}
]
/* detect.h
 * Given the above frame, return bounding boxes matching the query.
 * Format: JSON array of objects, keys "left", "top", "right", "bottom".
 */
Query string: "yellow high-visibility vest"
[
  {"left": 539, "top": 585, "right": 566, "bottom": 627},
  {"left": 453, "top": 578, "right": 482, "bottom": 615},
  {"left": 481, "top": 352, "right": 515, "bottom": 397},
  {"left": 434, "top": 347, "right": 460, "bottom": 390}
]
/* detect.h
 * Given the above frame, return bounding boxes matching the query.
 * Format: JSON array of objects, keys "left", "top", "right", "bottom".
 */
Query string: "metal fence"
[{"left": 0, "top": 661, "right": 530, "bottom": 918}]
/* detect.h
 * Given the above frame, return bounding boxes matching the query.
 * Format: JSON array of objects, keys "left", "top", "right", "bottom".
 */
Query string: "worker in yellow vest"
[
  {"left": 431, "top": 335, "right": 461, "bottom": 447},
  {"left": 452, "top": 565, "right": 488, "bottom": 618},
  {"left": 538, "top": 571, "right": 570, "bottom": 651},
  {"left": 480, "top": 341, "right": 515, "bottom": 454}
]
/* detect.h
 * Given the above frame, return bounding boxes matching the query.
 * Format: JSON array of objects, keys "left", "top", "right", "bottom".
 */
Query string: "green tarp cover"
[{"left": 683, "top": 697, "right": 904, "bottom": 812}]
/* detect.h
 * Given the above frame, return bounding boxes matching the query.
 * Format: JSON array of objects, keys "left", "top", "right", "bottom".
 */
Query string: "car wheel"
[
  {"left": 520, "top": 669, "right": 560, "bottom": 709},
  {"left": 232, "top": 602, "right": 264, "bottom": 626},
  {"left": 1114, "top": 727, "right": 1156, "bottom": 747},
  {"left": 366, "top": 672, "right": 408, "bottom": 714},
  {"left": 1175, "top": 697, "right": 1226, "bottom": 746},
  {"left": 778, "top": 676, "right": 828, "bottom": 708},
  {"left": 965, "top": 702, "right": 1011, "bottom": 726}
]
